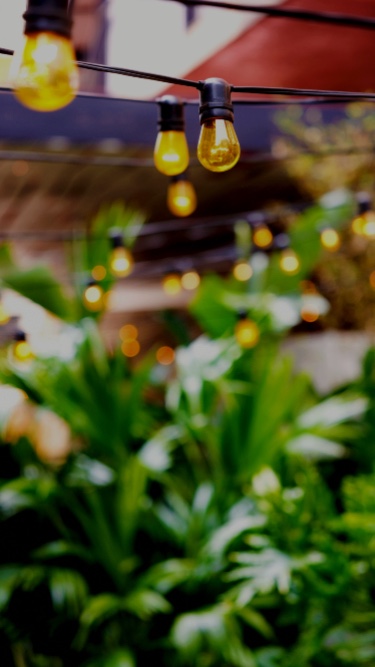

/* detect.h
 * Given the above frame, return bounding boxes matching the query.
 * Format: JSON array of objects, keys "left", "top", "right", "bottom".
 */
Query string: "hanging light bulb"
[
  {"left": 83, "top": 279, "right": 104, "bottom": 312},
  {"left": 233, "top": 259, "right": 253, "bottom": 282},
  {"left": 167, "top": 174, "right": 197, "bottom": 217},
  {"left": 280, "top": 248, "right": 300, "bottom": 275},
  {"left": 11, "top": 0, "right": 79, "bottom": 112},
  {"left": 154, "top": 96, "right": 189, "bottom": 176},
  {"left": 235, "top": 312, "right": 260, "bottom": 349},
  {"left": 109, "top": 232, "right": 134, "bottom": 278},
  {"left": 197, "top": 78, "right": 240, "bottom": 173},
  {"left": 320, "top": 227, "right": 341, "bottom": 252},
  {"left": 253, "top": 224, "right": 273, "bottom": 249},
  {"left": 10, "top": 330, "right": 35, "bottom": 364},
  {"left": 181, "top": 269, "right": 200, "bottom": 290},
  {"left": 162, "top": 272, "right": 182, "bottom": 296}
]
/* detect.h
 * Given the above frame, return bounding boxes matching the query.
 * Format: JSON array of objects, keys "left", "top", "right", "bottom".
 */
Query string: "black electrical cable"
[{"left": 164, "top": 0, "right": 375, "bottom": 31}]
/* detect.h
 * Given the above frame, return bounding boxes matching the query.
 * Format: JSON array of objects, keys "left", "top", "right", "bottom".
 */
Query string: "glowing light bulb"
[
  {"left": 235, "top": 316, "right": 260, "bottom": 349},
  {"left": 120, "top": 324, "right": 138, "bottom": 342},
  {"left": 92, "top": 265, "right": 107, "bottom": 281},
  {"left": 197, "top": 78, "right": 240, "bottom": 173},
  {"left": 301, "top": 307, "right": 319, "bottom": 323},
  {"left": 110, "top": 246, "right": 133, "bottom": 277},
  {"left": 280, "top": 249, "right": 300, "bottom": 275},
  {"left": 253, "top": 225, "right": 273, "bottom": 249},
  {"left": 233, "top": 260, "right": 253, "bottom": 282},
  {"left": 320, "top": 228, "right": 341, "bottom": 251},
  {"left": 12, "top": 32, "right": 78, "bottom": 112},
  {"left": 167, "top": 175, "right": 197, "bottom": 217},
  {"left": 362, "top": 212, "right": 375, "bottom": 238},
  {"left": 156, "top": 346, "right": 175, "bottom": 366},
  {"left": 352, "top": 215, "right": 366, "bottom": 236},
  {"left": 181, "top": 270, "right": 200, "bottom": 290},
  {"left": 154, "top": 96, "right": 189, "bottom": 176},
  {"left": 11, "top": 331, "right": 34, "bottom": 364},
  {"left": 121, "top": 340, "right": 140, "bottom": 358},
  {"left": 83, "top": 281, "right": 104, "bottom": 312},
  {"left": 162, "top": 273, "right": 182, "bottom": 296}
]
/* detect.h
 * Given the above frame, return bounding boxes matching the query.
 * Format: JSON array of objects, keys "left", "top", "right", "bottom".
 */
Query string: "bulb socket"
[
  {"left": 157, "top": 96, "right": 185, "bottom": 132},
  {"left": 110, "top": 231, "right": 125, "bottom": 249},
  {"left": 23, "top": 0, "right": 72, "bottom": 38},
  {"left": 357, "top": 193, "right": 371, "bottom": 215},
  {"left": 237, "top": 310, "right": 248, "bottom": 321},
  {"left": 170, "top": 172, "right": 189, "bottom": 184},
  {"left": 13, "top": 330, "right": 27, "bottom": 342},
  {"left": 198, "top": 78, "right": 234, "bottom": 125}
]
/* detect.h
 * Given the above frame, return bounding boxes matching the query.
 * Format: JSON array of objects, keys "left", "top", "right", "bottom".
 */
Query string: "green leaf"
[{"left": 2, "top": 266, "right": 75, "bottom": 320}]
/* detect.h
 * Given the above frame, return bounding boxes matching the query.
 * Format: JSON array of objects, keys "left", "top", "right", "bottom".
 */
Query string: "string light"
[
  {"left": 181, "top": 269, "right": 200, "bottom": 290},
  {"left": 10, "top": 330, "right": 34, "bottom": 363},
  {"left": 235, "top": 312, "right": 260, "bottom": 349},
  {"left": 92, "top": 265, "right": 107, "bottom": 281},
  {"left": 154, "top": 96, "right": 189, "bottom": 176},
  {"left": 279, "top": 248, "right": 300, "bottom": 274},
  {"left": 253, "top": 224, "right": 273, "bottom": 249},
  {"left": 156, "top": 346, "right": 175, "bottom": 365},
  {"left": 167, "top": 174, "right": 197, "bottom": 217},
  {"left": 11, "top": 0, "right": 79, "bottom": 112},
  {"left": 120, "top": 324, "right": 139, "bottom": 341},
  {"left": 162, "top": 272, "right": 182, "bottom": 296},
  {"left": 83, "top": 279, "right": 105, "bottom": 312},
  {"left": 320, "top": 227, "right": 341, "bottom": 251},
  {"left": 197, "top": 78, "right": 240, "bottom": 172},
  {"left": 109, "top": 232, "right": 134, "bottom": 278},
  {"left": 232, "top": 259, "right": 253, "bottom": 281}
]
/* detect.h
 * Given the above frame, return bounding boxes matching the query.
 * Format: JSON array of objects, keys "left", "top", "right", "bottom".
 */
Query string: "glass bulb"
[
  {"left": 162, "top": 274, "right": 182, "bottom": 296},
  {"left": 12, "top": 340, "right": 34, "bottom": 363},
  {"left": 154, "top": 131, "right": 189, "bottom": 176},
  {"left": 83, "top": 284, "right": 104, "bottom": 312},
  {"left": 110, "top": 247, "right": 134, "bottom": 277},
  {"left": 235, "top": 319, "right": 260, "bottom": 349},
  {"left": 233, "top": 260, "right": 253, "bottom": 282},
  {"left": 280, "top": 249, "right": 300, "bottom": 275},
  {"left": 11, "top": 32, "right": 79, "bottom": 112},
  {"left": 253, "top": 225, "right": 273, "bottom": 249},
  {"left": 197, "top": 119, "right": 240, "bottom": 172},
  {"left": 181, "top": 270, "right": 200, "bottom": 290},
  {"left": 320, "top": 228, "right": 341, "bottom": 251},
  {"left": 167, "top": 179, "right": 197, "bottom": 217}
]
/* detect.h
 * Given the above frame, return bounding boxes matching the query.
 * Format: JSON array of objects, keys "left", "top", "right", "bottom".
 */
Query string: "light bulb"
[
  {"left": 121, "top": 340, "right": 140, "bottom": 358},
  {"left": 83, "top": 281, "right": 104, "bottom": 312},
  {"left": 235, "top": 317, "right": 260, "bottom": 349},
  {"left": 110, "top": 246, "right": 134, "bottom": 277},
  {"left": 167, "top": 175, "right": 197, "bottom": 217},
  {"left": 197, "top": 78, "right": 240, "bottom": 173},
  {"left": 253, "top": 225, "right": 273, "bottom": 249},
  {"left": 11, "top": 331, "right": 34, "bottom": 364},
  {"left": 12, "top": 0, "right": 78, "bottom": 112},
  {"left": 181, "top": 270, "right": 200, "bottom": 290},
  {"left": 162, "top": 273, "right": 182, "bottom": 296},
  {"left": 120, "top": 324, "right": 138, "bottom": 342},
  {"left": 320, "top": 228, "right": 341, "bottom": 251},
  {"left": 233, "top": 259, "right": 253, "bottom": 282},
  {"left": 154, "top": 96, "right": 189, "bottom": 176},
  {"left": 92, "top": 265, "right": 107, "bottom": 281},
  {"left": 280, "top": 249, "right": 300, "bottom": 275},
  {"left": 156, "top": 346, "right": 175, "bottom": 366}
]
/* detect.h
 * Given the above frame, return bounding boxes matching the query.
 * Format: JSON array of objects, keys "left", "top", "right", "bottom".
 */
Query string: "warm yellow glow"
[
  {"left": 363, "top": 212, "right": 375, "bottom": 238},
  {"left": 120, "top": 324, "right": 138, "bottom": 342},
  {"left": 233, "top": 260, "right": 253, "bottom": 282},
  {"left": 320, "top": 228, "right": 341, "bottom": 251},
  {"left": 83, "top": 284, "right": 104, "bottom": 311},
  {"left": 301, "top": 307, "right": 319, "bottom": 323},
  {"left": 156, "top": 346, "right": 175, "bottom": 365},
  {"left": 235, "top": 318, "right": 260, "bottom": 349},
  {"left": 11, "top": 32, "right": 79, "bottom": 112},
  {"left": 0, "top": 302, "right": 10, "bottom": 325},
  {"left": 369, "top": 271, "right": 375, "bottom": 290},
  {"left": 92, "top": 265, "right": 107, "bottom": 281},
  {"left": 181, "top": 270, "right": 200, "bottom": 290},
  {"left": 162, "top": 274, "right": 182, "bottom": 296},
  {"left": 154, "top": 130, "right": 189, "bottom": 176},
  {"left": 167, "top": 179, "right": 197, "bottom": 217},
  {"left": 197, "top": 119, "right": 240, "bottom": 172},
  {"left": 121, "top": 340, "right": 141, "bottom": 358},
  {"left": 351, "top": 214, "right": 367, "bottom": 235},
  {"left": 253, "top": 225, "right": 273, "bottom": 249},
  {"left": 280, "top": 249, "right": 300, "bottom": 275},
  {"left": 12, "top": 340, "right": 34, "bottom": 363},
  {"left": 110, "top": 246, "right": 134, "bottom": 277}
]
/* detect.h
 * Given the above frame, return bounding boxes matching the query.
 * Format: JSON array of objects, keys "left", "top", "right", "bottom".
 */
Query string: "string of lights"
[{"left": 164, "top": 0, "right": 375, "bottom": 31}]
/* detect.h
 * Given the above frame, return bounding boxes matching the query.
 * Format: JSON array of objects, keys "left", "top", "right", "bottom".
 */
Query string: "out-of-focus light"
[
  {"left": 253, "top": 225, "right": 273, "bottom": 249},
  {"left": 280, "top": 249, "right": 300, "bottom": 275},
  {"left": 320, "top": 228, "right": 341, "bottom": 251},
  {"left": 120, "top": 324, "right": 138, "bottom": 342},
  {"left": 121, "top": 339, "right": 140, "bottom": 358},
  {"left": 110, "top": 245, "right": 133, "bottom": 278},
  {"left": 156, "top": 346, "right": 175, "bottom": 365},
  {"left": 92, "top": 265, "right": 107, "bottom": 281},
  {"left": 362, "top": 212, "right": 375, "bottom": 238},
  {"left": 83, "top": 281, "right": 104, "bottom": 312},
  {"left": 235, "top": 316, "right": 260, "bottom": 349},
  {"left": 167, "top": 175, "right": 197, "bottom": 217},
  {"left": 162, "top": 273, "right": 182, "bottom": 296},
  {"left": 32, "top": 409, "right": 72, "bottom": 464},
  {"left": 301, "top": 307, "right": 320, "bottom": 323},
  {"left": 369, "top": 271, "right": 375, "bottom": 290},
  {"left": 352, "top": 214, "right": 367, "bottom": 236},
  {"left": 181, "top": 270, "right": 200, "bottom": 290},
  {"left": 233, "top": 259, "right": 253, "bottom": 282},
  {"left": 11, "top": 331, "right": 34, "bottom": 364}
]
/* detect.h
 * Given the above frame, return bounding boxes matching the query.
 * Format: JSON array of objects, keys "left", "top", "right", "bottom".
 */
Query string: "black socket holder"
[
  {"left": 170, "top": 173, "right": 189, "bottom": 184},
  {"left": 14, "top": 330, "right": 27, "bottom": 343},
  {"left": 23, "top": 0, "right": 72, "bottom": 38},
  {"left": 157, "top": 96, "right": 185, "bottom": 132},
  {"left": 110, "top": 231, "right": 124, "bottom": 249},
  {"left": 237, "top": 310, "right": 248, "bottom": 321},
  {"left": 199, "top": 78, "right": 234, "bottom": 126}
]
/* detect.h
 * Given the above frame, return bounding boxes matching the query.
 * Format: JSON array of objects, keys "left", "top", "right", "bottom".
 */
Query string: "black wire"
[
  {"left": 164, "top": 0, "right": 375, "bottom": 31},
  {"left": 231, "top": 84, "right": 375, "bottom": 102}
]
